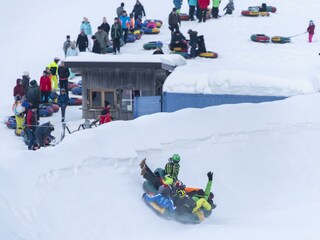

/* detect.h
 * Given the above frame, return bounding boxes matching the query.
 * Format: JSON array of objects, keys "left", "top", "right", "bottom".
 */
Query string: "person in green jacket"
[
  {"left": 165, "top": 154, "right": 180, "bottom": 182},
  {"left": 212, "top": 0, "right": 221, "bottom": 18}
]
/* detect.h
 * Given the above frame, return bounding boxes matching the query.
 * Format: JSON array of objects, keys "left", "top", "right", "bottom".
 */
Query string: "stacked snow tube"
[
  {"left": 68, "top": 97, "right": 82, "bottom": 106},
  {"left": 198, "top": 51, "right": 218, "bottom": 59},
  {"left": 179, "top": 13, "right": 190, "bottom": 21},
  {"left": 143, "top": 19, "right": 163, "bottom": 28},
  {"left": 142, "top": 27, "right": 160, "bottom": 34},
  {"left": 242, "top": 10, "right": 269, "bottom": 17},
  {"left": 5, "top": 116, "right": 16, "bottom": 129},
  {"left": 71, "top": 87, "right": 82, "bottom": 95},
  {"left": 39, "top": 105, "right": 54, "bottom": 117},
  {"left": 143, "top": 41, "right": 163, "bottom": 50},
  {"left": 170, "top": 51, "right": 190, "bottom": 59},
  {"left": 40, "top": 103, "right": 60, "bottom": 113},
  {"left": 251, "top": 34, "right": 270, "bottom": 43},
  {"left": 248, "top": 6, "right": 277, "bottom": 13},
  {"left": 127, "top": 34, "right": 136, "bottom": 43},
  {"left": 68, "top": 82, "right": 79, "bottom": 91},
  {"left": 271, "top": 36, "right": 291, "bottom": 44}
]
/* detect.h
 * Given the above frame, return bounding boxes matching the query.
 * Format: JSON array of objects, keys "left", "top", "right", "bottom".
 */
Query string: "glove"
[{"left": 207, "top": 171, "right": 213, "bottom": 181}]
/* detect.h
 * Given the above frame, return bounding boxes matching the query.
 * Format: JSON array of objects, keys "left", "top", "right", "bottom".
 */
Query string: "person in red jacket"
[
  {"left": 307, "top": 20, "right": 315, "bottom": 43},
  {"left": 13, "top": 78, "right": 25, "bottom": 101},
  {"left": 198, "top": 0, "right": 210, "bottom": 23},
  {"left": 99, "top": 101, "right": 112, "bottom": 124},
  {"left": 26, "top": 106, "right": 38, "bottom": 150},
  {"left": 39, "top": 70, "right": 52, "bottom": 103}
]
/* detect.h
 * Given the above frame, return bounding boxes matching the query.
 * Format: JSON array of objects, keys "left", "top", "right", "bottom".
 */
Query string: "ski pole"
[{"left": 288, "top": 32, "right": 307, "bottom": 38}]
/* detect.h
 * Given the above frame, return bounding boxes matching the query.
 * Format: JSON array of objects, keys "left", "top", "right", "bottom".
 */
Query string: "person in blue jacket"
[
  {"left": 188, "top": 0, "right": 197, "bottom": 20},
  {"left": 173, "top": 0, "right": 183, "bottom": 14},
  {"left": 119, "top": 11, "right": 130, "bottom": 44},
  {"left": 143, "top": 188, "right": 176, "bottom": 212}
]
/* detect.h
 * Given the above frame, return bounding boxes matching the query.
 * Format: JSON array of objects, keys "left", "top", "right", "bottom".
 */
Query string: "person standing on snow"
[
  {"left": 91, "top": 36, "right": 101, "bottom": 54},
  {"left": 12, "top": 95, "right": 25, "bottom": 132},
  {"left": 21, "top": 71, "right": 31, "bottom": 97},
  {"left": 58, "top": 88, "right": 69, "bottom": 122},
  {"left": 80, "top": 17, "right": 92, "bottom": 50},
  {"left": 27, "top": 80, "right": 41, "bottom": 120},
  {"left": 211, "top": 0, "right": 221, "bottom": 18},
  {"left": 188, "top": 29, "right": 198, "bottom": 58},
  {"left": 111, "top": 17, "right": 123, "bottom": 54},
  {"left": 63, "top": 35, "right": 72, "bottom": 57},
  {"left": 168, "top": 8, "right": 181, "bottom": 32},
  {"left": 120, "top": 11, "right": 131, "bottom": 44},
  {"left": 57, "top": 60, "right": 70, "bottom": 95},
  {"left": 95, "top": 26, "right": 109, "bottom": 54},
  {"left": 26, "top": 105, "right": 38, "bottom": 150},
  {"left": 307, "top": 20, "right": 315, "bottom": 43},
  {"left": 173, "top": 0, "right": 183, "bottom": 14},
  {"left": 39, "top": 70, "right": 52, "bottom": 103},
  {"left": 47, "top": 57, "right": 60, "bottom": 91},
  {"left": 188, "top": 0, "right": 197, "bottom": 21},
  {"left": 77, "top": 29, "right": 89, "bottom": 52},
  {"left": 100, "top": 17, "right": 110, "bottom": 36},
  {"left": 117, "top": 2, "right": 125, "bottom": 18},
  {"left": 131, "top": 0, "right": 146, "bottom": 21},
  {"left": 223, "top": 0, "right": 234, "bottom": 15},
  {"left": 198, "top": 0, "right": 210, "bottom": 22},
  {"left": 13, "top": 78, "right": 25, "bottom": 101}
]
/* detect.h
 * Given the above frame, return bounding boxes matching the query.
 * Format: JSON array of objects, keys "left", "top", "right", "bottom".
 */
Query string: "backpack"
[{"left": 50, "top": 66, "right": 57, "bottom": 76}]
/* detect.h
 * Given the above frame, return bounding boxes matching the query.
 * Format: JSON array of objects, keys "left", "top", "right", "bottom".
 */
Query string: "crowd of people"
[{"left": 141, "top": 155, "right": 216, "bottom": 220}]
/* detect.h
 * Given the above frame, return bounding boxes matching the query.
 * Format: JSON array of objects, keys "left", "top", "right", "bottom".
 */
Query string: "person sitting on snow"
[
  {"left": 223, "top": 0, "right": 234, "bottom": 15},
  {"left": 164, "top": 154, "right": 181, "bottom": 182},
  {"left": 172, "top": 189, "right": 197, "bottom": 215},
  {"left": 170, "top": 31, "right": 188, "bottom": 51},
  {"left": 143, "top": 188, "right": 176, "bottom": 212},
  {"left": 259, "top": 3, "right": 267, "bottom": 12}
]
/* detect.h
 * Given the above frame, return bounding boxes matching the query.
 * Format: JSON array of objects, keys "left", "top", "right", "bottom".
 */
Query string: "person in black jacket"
[
  {"left": 27, "top": 80, "right": 41, "bottom": 120},
  {"left": 131, "top": 0, "right": 146, "bottom": 20},
  {"left": 100, "top": 17, "right": 110, "bottom": 36},
  {"left": 34, "top": 122, "right": 55, "bottom": 147},
  {"left": 188, "top": 29, "right": 198, "bottom": 58},
  {"left": 91, "top": 36, "right": 101, "bottom": 54},
  {"left": 22, "top": 71, "right": 30, "bottom": 96},
  {"left": 168, "top": 8, "right": 181, "bottom": 32},
  {"left": 57, "top": 60, "right": 70, "bottom": 95},
  {"left": 76, "top": 29, "right": 89, "bottom": 52},
  {"left": 111, "top": 18, "right": 123, "bottom": 55},
  {"left": 170, "top": 30, "right": 187, "bottom": 50}
]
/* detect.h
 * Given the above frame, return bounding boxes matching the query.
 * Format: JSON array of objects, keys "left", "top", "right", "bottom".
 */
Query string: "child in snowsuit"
[
  {"left": 165, "top": 154, "right": 180, "bottom": 182},
  {"left": 58, "top": 88, "right": 69, "bottom": 122},
  {"left": 12, "top": 96, "right": 25, "bottom": 133},
  {"left": 307, "top": 20, "right": 315, "bottom": 43},
  {"left": 223, "top": 0, "right": 234, "bottom": 15},
  {"left": 143, "top": 188, "right": 176, "bottom": 212}
]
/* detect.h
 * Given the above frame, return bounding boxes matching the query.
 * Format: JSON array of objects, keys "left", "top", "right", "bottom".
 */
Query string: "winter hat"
[
  {"left": 23, "top": 71, "right": 29, "bottom": 76},
  {"left": 92, "top": 35, "right": 96, "bottom": 39},
  {"left": 105, "top": 100, "right": 110, "bottom": 107},
  {"left": 61, "top": 88, "right": 66, "bottom": 92},
  {"left": 197, "top": 189, "right": 205, "bottom": 197},
  {"left": 310, "top": 20, "right": 314, "bottom": 24},
  {"left": 172, "top": 7, "right": 177, "bottom": 12},
  {"left": 54, "top": 57, "right": 60, "bottom": 62},
  {"left": 188, "top": 29, "right": 192, "bottom": 34},
  {"left": 121, "top": 2, "right": 124, "bottom": 7},
  {"left": 16, "top": 95, "right": 21, "bottom": 101},
  {"left": 66, "top": 35, "right": 70, "bottom": 39},
  {"left": 30, "top": 80, "right": 37, "bottom": 86}
]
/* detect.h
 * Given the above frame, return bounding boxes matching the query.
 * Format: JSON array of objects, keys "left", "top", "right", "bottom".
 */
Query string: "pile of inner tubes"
[
  {"left": 271, "top": 36, "right": 291, "bottom": 44},
  {"left": 68, "top": 97, "right": 82, "bottom": 106},
  {"left": 251, "top": 34, "right": 270, "bottom": 43},
  {"left": 248, "top": 6, "right": 277, "bottom": 13},
  {"left": 241, "top": 10, "right": 270, "bottom": 17},
  {"left": 127, "top": 34, "right": 136, "bottom": 43},
  {"left": 143, "top": 19, "right": 163, "bottom": 28},
  {"left": 170, "top": 51, "right": 190, "bottom": 59},
  {"left": 40, "top": 103, "right": 60, "bottom": 113},
  {"left": 142, "top": 27, "right": 160, "bottom": 34},
  {"left": 5, "top": 116, "right": 16, "bottom": 129},
  {"left": 198, "top": 51, "right": 219, "bottom": 59},
  {"left": 39, "top": 105, "right": 54, "bottom": 117},
  {"left": 68, "top": 82, "right": 79, "bottom": 91},
  {"left": 143, "top": 41, "right": 163, "bottom": 50},
  {"left": 179, "top": 13, "right": 190, "bottom": 21},
  {"left": 71, "top": 87, "right": 82, "bottom": 95}
]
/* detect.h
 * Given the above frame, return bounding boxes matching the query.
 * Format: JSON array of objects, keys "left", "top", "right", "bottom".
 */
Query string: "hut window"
[
  {"left": 121, "top": 90, "right": 141, "bottom": 112},
  {"left": 90, "top": 90, "right": 116, "bottom": 109},
  {"left": 91, "top": 91, "right": 102, "bottom": 107}
]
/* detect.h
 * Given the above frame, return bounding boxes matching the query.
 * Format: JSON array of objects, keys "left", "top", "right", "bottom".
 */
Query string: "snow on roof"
[
  {"left": 65, "top": 52, "right": 187, "bottom": 67},
  {"left": 163, "top": 65, "right": 319, "bottom": 97}
]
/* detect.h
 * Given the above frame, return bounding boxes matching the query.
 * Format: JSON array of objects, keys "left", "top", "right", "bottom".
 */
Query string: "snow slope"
[{"left": 1, "top": 0, "right": 320, "bottom": 240}]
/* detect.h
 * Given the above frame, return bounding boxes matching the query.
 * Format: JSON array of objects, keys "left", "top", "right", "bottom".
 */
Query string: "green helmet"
[{"left": 171, "top": 154, "right": 180, "bottom": 163}]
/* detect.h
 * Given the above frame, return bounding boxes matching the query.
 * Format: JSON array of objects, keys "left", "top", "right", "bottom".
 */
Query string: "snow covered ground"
[{"left": 1, "top": 0, "right": 320, "bottom": 239}]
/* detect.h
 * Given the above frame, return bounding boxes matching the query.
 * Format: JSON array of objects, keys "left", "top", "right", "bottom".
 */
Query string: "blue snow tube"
[
  {"left": 39, "top": 105, "right": 54, "bottom": 117},
  {"left": 127, "top": 34, "right": 136, "bottom": 43},
  {"left": 71, "top": 87, "right": 82, "bottom": 95},
  {"left": 68, "top": 97, "right": 82, "bottom": 106},
  {"left": 5, "top": 116, "right": 16, "bottom": 129}
]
